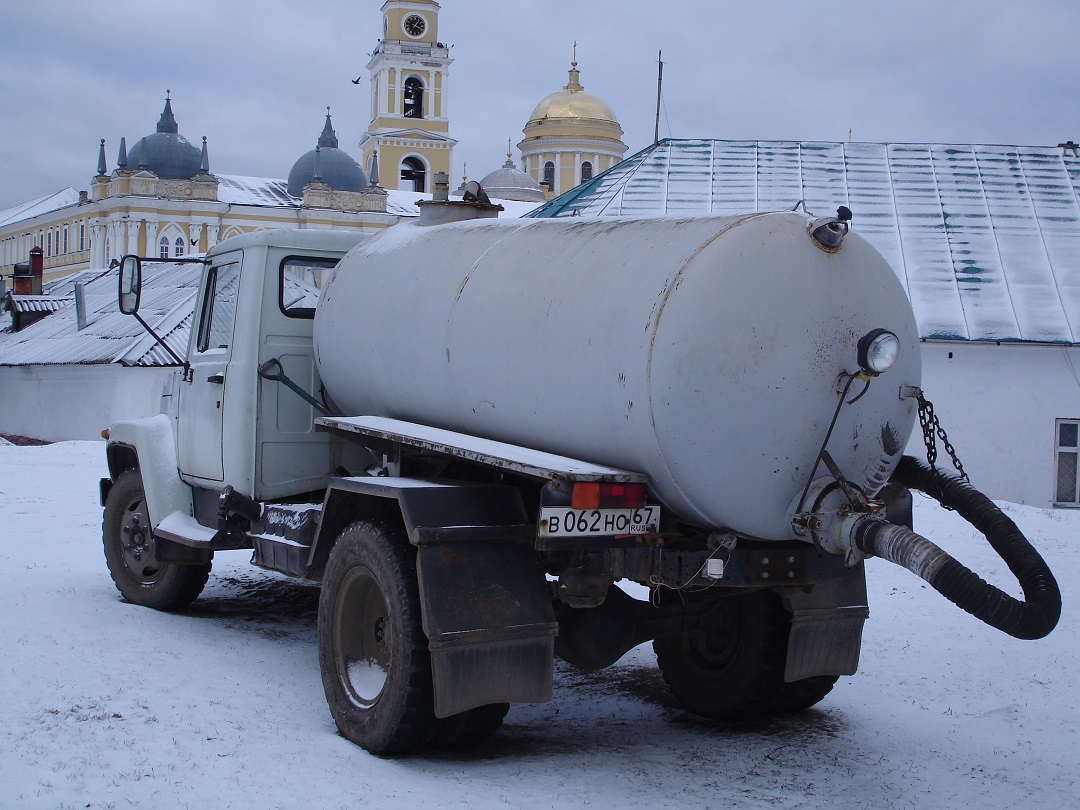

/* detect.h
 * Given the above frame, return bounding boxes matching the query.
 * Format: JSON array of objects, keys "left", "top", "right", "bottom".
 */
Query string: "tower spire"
[
  {"left": 157, "top": 90, "right": 179, "bottom": 134},
  {"left": 318, "top": 106, "right": 339, "bottom": 149},
  {"left": 117, "top": 137, "right": 128, "bottom": 170},
  {"left": 199, "top": 136, "right": 210, "bottom": 174},
  {"left": 96, "top": 139, "right": 107, "bottom": 176},
  {"left": 565, "top": 46, "right": 583, "bottom": 93}
]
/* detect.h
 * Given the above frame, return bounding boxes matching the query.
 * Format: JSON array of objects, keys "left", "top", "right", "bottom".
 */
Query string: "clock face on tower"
[{"left": 403, "top": 14, "right": 426, "bottom": 37}]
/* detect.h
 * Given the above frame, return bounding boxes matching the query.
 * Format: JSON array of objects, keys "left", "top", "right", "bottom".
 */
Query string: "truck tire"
[
  {"left": 318, "top": 519, "right": 436, "bottom": 755},
  {"left": 771, "top": 675, "right": 839, "bottom": 714},
  {"left": 654, "top": 590, "right": 796, "bottom": 721},
  {"left": 102, "top": 469, "right": 211, "bottom": 611},
  {"left": 429, "top": 702, "right": 510, "bottom": 750}
]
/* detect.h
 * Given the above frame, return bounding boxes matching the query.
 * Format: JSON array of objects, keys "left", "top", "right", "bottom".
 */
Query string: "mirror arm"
[{"left": 132, "top": 311, "right": 188, "bottom": 368}]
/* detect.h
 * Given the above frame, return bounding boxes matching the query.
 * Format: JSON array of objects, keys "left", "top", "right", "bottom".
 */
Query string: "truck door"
[{"left": 177, "top": 257, "right": 241, "bottom": 483}]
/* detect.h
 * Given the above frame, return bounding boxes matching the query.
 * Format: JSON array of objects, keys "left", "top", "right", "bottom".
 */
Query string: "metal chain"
[{"left": 917, "top": 393, "right": 969, "bottom": 485}]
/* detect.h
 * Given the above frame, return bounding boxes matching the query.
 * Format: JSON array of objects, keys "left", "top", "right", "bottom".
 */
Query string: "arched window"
[
  {"left": 160, "top": 236, "right": 170, "bottom": 258},
  {"left": 543, "top": 161, "right": 555, "bottom": 192},
  {"left": 403, "top": 77, "right": 424, "bottom": 119},
  {"left": 400, "top": 157, "right": 426, "bottom": 192},
  {"left": 175, "top": 236, "right": 186, "bottom": 257},
  {"left": 581, "top": 161, "right": 593, "bottom": 183}
]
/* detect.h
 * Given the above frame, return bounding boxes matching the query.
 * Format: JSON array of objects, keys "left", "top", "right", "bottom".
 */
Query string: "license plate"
[{"left": 538, "top": 506, "right": 660, "bottom": 538}]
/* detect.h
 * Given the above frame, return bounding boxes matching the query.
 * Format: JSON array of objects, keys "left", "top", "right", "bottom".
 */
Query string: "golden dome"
[{"left": 527, "top": 62, "right": 619, "bottom": 124}]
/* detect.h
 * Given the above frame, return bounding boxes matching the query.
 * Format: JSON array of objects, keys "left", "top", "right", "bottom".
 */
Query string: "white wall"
[
  {"left": 906, "top": 342, "right": 1080, "bottom": 508},
  {"left": 2, "top": 342, "right": 1078, "bottom": 508},
  {"left": 0, "top": 364, "right": 176, "bottom": 442}
]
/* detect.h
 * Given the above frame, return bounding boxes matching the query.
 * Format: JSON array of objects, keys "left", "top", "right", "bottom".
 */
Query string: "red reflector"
[
  {"left": 571, "top": 482, "right": 647, "bottom": 509},
  {"left": 572, "top": 482, "right": 600, "bottom": 509}
]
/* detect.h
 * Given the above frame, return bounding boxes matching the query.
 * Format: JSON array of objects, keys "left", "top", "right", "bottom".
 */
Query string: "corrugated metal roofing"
[
  {"left": 529, "top": 139, "right": 1080, "bottom": 344},
  {"left": 0, "top": 261, "right": 200, "bottom": 367},
  {"left": 4, "top": 295, "right": 73, "bottom": 314}
]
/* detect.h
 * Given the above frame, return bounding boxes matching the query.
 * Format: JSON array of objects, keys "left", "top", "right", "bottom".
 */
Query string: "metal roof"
[
  {"left": 529, "top": 139, "right": 1080, "bottom": 344},
  {"left": 0, "top": 261, "right": 200, "bottom": 367},
  {"left": 4, "top": 295, "right": 72, "bottom": 314},
  {"left": 0, "top": 188, "right": 81, "bottom": 227}
]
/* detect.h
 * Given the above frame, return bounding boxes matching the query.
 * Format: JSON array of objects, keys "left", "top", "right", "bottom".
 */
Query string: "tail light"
[{"left": 571, "top": 482, "right": 647, "bottom": 510}]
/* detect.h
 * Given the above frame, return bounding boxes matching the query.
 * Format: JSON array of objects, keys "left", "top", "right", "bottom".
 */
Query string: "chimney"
[
  {"left": 416, "top": 178, "right": 503, "bottom": 227},
  {"left": 29, "top": 246, "right": 43, "bottom": 295}
]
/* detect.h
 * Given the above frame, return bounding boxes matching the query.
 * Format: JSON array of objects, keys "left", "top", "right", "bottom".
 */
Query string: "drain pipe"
[{"left": 850, "top": 457, "right": 1060, "bottom": 640}]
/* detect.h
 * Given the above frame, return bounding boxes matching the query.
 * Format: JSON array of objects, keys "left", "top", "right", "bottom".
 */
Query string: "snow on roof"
[
  {"left": 0, "top": 188, "right": 81, "bottom": 227},
  {"left": 530, "top": 139, "right": 1080, "bottom": 344},
  {"left": 215, "top": 174, "right": 296, "bottom": 207},
  {"left": 4, "top": 295, "right": 73, "bottom": 314},
  {"left": 0, "top": 261, "right": 199, "bottom": 367}
]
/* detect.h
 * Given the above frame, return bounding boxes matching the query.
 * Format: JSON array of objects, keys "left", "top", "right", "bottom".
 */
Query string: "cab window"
[{"left": 280, "top": 256, "right": 339, "bottom": 318}]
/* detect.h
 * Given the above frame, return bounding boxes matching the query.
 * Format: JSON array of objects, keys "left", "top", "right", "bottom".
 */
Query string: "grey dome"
[
  {"left": 126, "top": 96, "right": 203, "bottom": 179},
  {"left": 287, "top": 111, "right": 367, "bottom": 197},
  {"left": 479, "top": 153, "right": 545, "bottom": 202}
]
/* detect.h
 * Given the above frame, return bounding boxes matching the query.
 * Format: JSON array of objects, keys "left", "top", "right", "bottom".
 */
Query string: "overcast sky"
[{"left": 1, "top": 0, "right": 1078, "bottom": 212}]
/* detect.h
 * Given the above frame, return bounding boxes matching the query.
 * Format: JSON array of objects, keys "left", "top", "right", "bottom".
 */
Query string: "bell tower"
[{"left": 360, "top": 0, "right": 456, "bottom": 193}]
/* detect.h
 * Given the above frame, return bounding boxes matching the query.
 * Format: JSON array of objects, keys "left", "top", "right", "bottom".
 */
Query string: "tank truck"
[{"left": 100, "top": 180, "right": 1060, "bottom": 755}]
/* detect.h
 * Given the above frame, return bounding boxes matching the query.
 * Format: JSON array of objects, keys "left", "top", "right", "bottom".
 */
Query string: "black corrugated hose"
[{"left": 853, "top": 456, "right": 1061, "bottom": 640}]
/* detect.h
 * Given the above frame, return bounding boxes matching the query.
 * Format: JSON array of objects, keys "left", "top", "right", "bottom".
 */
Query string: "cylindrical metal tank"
[{"left": 314, "top": 211, "right": 921, "bottom": 541}]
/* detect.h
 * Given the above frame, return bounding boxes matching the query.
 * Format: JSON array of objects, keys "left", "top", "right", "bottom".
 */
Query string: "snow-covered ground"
[{"left": 1, "top": 441, "right": 1075, "bottom": 809}]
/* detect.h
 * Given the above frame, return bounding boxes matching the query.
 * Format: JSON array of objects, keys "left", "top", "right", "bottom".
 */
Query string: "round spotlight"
[{"left": 857, "top": 329, "right": 900, "bottom": 376}]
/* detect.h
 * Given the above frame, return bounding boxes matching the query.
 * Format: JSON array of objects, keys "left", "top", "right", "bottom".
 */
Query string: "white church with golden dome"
[{"left": 518, "top": 52, "right": 628, "bottom": 197}]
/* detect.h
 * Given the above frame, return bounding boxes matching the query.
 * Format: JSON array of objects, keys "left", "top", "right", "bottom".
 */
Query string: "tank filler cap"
[{"left": 807, "top": 206, "right": 852, "bottom": 252}]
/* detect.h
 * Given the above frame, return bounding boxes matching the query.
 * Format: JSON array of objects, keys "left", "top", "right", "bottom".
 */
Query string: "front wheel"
[
  {"left": 102, "top": 469, "right": 211, "bottom": 611},
  {"left": 317, "top": 519, "right": 436, "bottom": 755},
  {"left": 653, "top": 590, "right": 833, "bottom": 720}
]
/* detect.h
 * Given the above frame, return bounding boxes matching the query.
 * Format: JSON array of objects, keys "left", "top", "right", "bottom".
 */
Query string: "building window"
[
  {"left": 581, "top": 161, "right": 593, "bottom": 182},
  {"left": 543, "top": 161, "right": 555, "bottom": 192},
  {"left": 159, "top": 236, "right": 170, "bottom": 258},
  {"left": 46, "top": 232, "right": 52, "bottom": 257},
  {"left": 1055, "top": 419, "right": 1080, "bottom": 505},
  {"left": 80, "top": 222, "right": 85, "bottom": 251},
  {"left": 63, "top": 226, "right": 69, "bottom": 254},
  {"left": 403, "top": 77, "right": 425, "bottom": 119},
  {"left": 175, "top": 236, "right": 186, "bottom": 257},
  {"left": 400, "top": 157, "right": 426, "bottom": 192}
]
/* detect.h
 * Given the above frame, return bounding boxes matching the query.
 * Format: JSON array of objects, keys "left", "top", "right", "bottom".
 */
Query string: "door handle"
[{"left": 207, "top": 373, "right": 224, "bottom": 384}]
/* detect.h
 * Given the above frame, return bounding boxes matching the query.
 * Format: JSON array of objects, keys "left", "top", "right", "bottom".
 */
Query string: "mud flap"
[
  {"left": 780, "top": 567, "right": 869, "bottom": 682},
  {"left": 415, "top": 530, "right": 558, "bottom": 718}
]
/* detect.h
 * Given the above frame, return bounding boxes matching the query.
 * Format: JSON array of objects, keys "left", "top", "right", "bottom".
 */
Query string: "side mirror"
[{"left": 118, "top": 255, "right": 142, "bottom": 315}]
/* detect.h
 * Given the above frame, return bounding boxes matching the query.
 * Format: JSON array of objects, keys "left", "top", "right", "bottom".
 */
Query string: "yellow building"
[
  {"left": 518, "top": 58, "right": 628, "bottom": 197},
  {"left": 0, "top": 97, "right": 396, "bottom": 284},
  {"left": 360, "top": 0, "right": 455, "bottom": 193}
]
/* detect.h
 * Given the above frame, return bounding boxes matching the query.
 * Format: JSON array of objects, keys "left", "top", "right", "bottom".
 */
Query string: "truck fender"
[
  {"left": 309, "top": 476, "right": 558, "bottom": 716},
  {"left": 105, "top": 414, "right": 193, "bottom": 530}
]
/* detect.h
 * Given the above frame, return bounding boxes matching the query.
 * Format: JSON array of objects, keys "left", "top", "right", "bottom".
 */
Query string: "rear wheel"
[
  {"left": 102, "top": 470, "right": 211, "bottom": 611},
  {"left": 317, "top": 520, "right": 436, "bottom": 755},
  {"left": 653, "top": 590, "right": 833, "bottom": 720},
  {"left": 429, "top": 702, "right": 510, "bottom": 749},
  {"left": 772, "top": 675, "right": 839, "bottom": 714}
]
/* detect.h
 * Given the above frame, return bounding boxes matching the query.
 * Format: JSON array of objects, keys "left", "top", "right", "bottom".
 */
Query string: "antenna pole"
[{"left": 653, "top": 50, "right": 664, "bottom": 145}]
